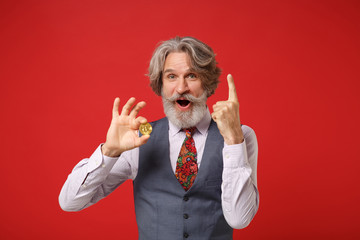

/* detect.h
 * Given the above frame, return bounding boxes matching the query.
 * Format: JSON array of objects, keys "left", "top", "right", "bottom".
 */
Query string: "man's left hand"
[{"left": 211, "top": 74, "right": 244, "bottom": 145}]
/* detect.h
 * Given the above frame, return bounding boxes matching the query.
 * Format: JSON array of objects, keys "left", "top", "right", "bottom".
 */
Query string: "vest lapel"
[{"left": 188, "top": 120, "right": 224, "bottom": 191}]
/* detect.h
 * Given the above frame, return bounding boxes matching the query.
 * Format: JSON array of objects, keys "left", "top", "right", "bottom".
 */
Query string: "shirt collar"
[{"left": 168, "top": 108, "right": 211, "bottom": 136}]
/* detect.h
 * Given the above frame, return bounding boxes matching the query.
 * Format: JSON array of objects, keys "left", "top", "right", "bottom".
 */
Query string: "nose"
[{"left": 176, "top": 77, "right": 189, "bottom": 95}]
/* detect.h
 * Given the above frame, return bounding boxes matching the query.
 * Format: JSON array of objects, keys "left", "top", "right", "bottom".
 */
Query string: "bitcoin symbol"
[{"left": 139, "top": 122, "right": 152, "bottom": 135}]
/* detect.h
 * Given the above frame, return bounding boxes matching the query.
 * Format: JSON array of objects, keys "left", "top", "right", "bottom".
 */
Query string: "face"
[
  {"left": 161, "top": 52, "right": 208, "bottom": 128},
  {"left": 162, "top": 52, "right": 204, "bottom": 103}
]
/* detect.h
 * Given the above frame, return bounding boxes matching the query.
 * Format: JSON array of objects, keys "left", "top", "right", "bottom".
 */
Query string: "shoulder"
[{"left": 150, "top": 117, "right": 168, "bottom": 126}]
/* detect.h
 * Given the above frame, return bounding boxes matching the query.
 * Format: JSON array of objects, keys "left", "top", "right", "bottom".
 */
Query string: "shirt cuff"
[
  {"left": 222, "top": 140, "right": 249, "bottom": 168},
  {"left": 86, "top": 144, "right": 119, "bottom": 173}
]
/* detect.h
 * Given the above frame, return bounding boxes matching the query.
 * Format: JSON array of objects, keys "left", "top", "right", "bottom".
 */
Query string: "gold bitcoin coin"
[{"left": 139, "top": 122, "right": 152, "bottom": 135}]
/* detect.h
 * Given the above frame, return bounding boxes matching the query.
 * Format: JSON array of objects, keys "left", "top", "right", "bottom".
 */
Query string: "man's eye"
[
  {"left": 168, "top": 74, "right": 175, "bottom": 79},
  {"left": 187, "top": 73, "right": 197, "bottom": 79}
]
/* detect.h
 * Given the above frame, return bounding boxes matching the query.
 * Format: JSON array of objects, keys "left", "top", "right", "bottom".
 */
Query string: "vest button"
[
  {"left": 184, "top": 233, "right": 189, "bottom": 238},
  {"left": 183, "top": 196, "right": 189, "bottom": 201},
  {"left": 183, "top": 214, "right": 189, "bottom": 219}
]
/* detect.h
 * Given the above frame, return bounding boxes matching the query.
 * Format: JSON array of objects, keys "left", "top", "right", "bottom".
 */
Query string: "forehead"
[{"left": 163, "top": 52, "right": 192, "bottom": 71}]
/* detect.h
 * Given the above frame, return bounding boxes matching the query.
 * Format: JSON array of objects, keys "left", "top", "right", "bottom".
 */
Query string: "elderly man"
[{"left": 59, "top": 36, "right": 259, "bottom": 240}]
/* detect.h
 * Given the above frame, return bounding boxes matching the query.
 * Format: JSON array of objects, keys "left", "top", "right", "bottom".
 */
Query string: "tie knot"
[{"left": 184, "top": 127, "right": 196, "bottom": 138}]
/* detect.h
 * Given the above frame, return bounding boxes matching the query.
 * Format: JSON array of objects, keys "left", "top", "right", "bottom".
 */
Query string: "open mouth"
[{"left": 176, "top": 99, "right": 191, "bottom": 108}]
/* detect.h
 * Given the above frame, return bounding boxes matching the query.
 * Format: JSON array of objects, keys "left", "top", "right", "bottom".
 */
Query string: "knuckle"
[{"left": 228, "top": 102, "right": 238, "bottom": 109}]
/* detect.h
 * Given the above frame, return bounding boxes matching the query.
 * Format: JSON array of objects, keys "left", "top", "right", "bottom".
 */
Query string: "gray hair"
[{"left": 148, "top": 36, "right": 221, "bottom": 97}]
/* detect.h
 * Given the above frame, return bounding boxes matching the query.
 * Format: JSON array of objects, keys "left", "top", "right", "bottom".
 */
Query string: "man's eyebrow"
[
  {"left": 163, "top": 69, "right": 174, "bottom": 74},
  {"left": 163, "top": 68, "right": 196, "bottom": 74}
]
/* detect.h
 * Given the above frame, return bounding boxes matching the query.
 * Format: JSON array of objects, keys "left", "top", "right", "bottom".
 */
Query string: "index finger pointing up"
[{"left": 227, "top": 74, "right": 238, "bottom": 102}]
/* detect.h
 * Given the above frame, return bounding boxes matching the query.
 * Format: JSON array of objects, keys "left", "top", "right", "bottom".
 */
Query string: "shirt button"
[
  {"left": 184, "top": 233, "right": 189, "bottom": 238},
  {"left": 183, "top": 214, "right": 189, "bottom": 219},
  {"left": 183, "top": 196, "right": 189, "bottom": 201}
]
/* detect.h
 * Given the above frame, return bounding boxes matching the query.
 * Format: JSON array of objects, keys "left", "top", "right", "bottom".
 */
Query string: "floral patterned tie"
[{"left": 175, "top": 127, "right": 198, "bottom": 191}]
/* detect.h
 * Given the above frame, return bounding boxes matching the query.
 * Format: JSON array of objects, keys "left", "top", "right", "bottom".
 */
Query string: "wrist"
[
  {"left": 224, "top": 129, "right": 244, "bottom": 145},
  {"left": 224, "top": 137, "right": 244, "bottom": 145},
  {"left": 101, "top": 144, "right": 122, "bottom": 157}
]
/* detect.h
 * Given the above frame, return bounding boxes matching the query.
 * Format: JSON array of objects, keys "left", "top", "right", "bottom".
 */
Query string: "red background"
[{"left": 1, "top": 0, "right": 359, "bottom": 239}]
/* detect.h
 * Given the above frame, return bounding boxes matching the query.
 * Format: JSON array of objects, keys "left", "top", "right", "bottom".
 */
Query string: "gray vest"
[{"left": 134, "top": 118, "right": 233, "bottom": 240}]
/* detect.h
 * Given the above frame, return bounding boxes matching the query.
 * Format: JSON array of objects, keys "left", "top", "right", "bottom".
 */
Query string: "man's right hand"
[{"left": 101, "top": 97, "right": 150, "bottom": 157}]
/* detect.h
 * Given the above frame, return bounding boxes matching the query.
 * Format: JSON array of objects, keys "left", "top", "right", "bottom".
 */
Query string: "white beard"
[{"left": 162, "top": 91, "right": 208, "bottom": 129}]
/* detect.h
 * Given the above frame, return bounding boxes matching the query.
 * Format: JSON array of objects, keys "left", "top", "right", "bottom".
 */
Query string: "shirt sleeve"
[
  {"left": 221, "top": 125, "right": 259, "bottom": 229},
  {"left": 58, "top": 144, "right": 138, "bottom": 212}
]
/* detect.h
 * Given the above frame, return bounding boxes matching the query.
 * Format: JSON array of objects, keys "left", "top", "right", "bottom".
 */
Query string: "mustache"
[{"left": 164, "top": 92, "right": 207, "bottom": 103}]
